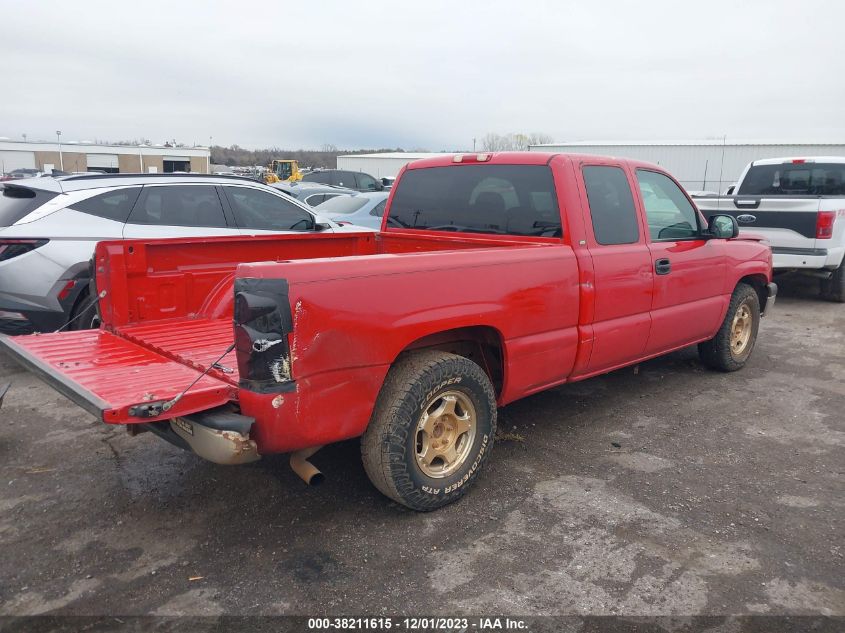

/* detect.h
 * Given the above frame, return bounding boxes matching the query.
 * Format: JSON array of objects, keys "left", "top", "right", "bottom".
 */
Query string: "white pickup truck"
[{"left": 694, "top": 156, "right": 845, "bottom": 302}]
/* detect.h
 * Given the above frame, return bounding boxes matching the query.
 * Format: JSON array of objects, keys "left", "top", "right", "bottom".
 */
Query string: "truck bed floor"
[{"left": 117, "top": 318, "right": 239, "bottom": 385}]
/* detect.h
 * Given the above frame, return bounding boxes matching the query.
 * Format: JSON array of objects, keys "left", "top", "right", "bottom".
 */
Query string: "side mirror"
[
  {"left": 708, "top": 214, "right": 739, "bottom": 239},
  {"left": 375, "top": 182, "right": 384, "bottom": 191}
]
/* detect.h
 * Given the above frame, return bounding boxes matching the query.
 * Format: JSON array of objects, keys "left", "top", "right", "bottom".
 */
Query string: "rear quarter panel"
[{"left": 236, "top": 245, "right": 580, "bottom": 453}]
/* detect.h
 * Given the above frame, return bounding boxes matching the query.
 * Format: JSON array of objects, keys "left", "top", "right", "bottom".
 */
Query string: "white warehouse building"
[
  {"left": 336, "top": 153, "right": 448, "bottom": 178},
  {"left": 528, "top": 140, "right": 845, "bottom": 193}
]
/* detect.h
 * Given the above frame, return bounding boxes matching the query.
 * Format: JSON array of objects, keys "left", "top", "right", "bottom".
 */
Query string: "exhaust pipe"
[{"left": 290, "top": 446, "right": 324, "bottom": 486}]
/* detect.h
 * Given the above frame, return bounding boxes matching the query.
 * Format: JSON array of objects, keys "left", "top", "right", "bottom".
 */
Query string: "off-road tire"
[
  {"left": 820, "top": 264, "right": 845, "bottom": 303},
  {"left": 698, "top": 282, "right": 760, "bottom": 372},
  {"left": 361, "top": 350, "right": 497, "bottom": 511}
]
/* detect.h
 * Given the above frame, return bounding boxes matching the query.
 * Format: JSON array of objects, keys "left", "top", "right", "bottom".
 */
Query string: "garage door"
[
  {"left": 86, "top": 153, "right": 120, "bottom": 169},
  {"left": 0, "top": 150, "right": 36, "bottom": 173}
]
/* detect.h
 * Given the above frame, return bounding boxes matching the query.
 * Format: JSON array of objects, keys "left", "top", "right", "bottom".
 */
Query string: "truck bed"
[{"left": 2, "top": 230, "right": 558, "bottom": 425}]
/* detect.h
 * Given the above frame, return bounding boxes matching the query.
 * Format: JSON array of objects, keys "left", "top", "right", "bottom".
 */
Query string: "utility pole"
[
  {"left": 56, "top": 130, "right": 63, "bottom": 171},
  {"left": 473, "top": 137, "right": 476, "bottom": 152}
]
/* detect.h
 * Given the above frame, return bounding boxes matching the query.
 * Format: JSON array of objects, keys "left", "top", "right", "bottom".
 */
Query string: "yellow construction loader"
[{"left": 264, "top": 159, "right": 303, "bottom": 184}]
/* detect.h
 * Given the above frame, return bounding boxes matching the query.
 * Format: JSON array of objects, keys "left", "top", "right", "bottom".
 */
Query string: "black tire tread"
[
  {"left": 699, "top": 282, "right": 760, "bottom": 372},
  {"left": 361, "top": 350, "right": 496, "bottom": 511}
]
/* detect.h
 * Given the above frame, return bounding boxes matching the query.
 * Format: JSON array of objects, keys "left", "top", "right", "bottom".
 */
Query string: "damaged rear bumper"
[{"left": 138, "top": 408, "right": 260, "bottom": 465}]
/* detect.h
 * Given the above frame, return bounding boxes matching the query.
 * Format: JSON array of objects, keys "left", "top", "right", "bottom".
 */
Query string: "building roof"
[{"left": 0, "top": 139, "right": 209, "bottom": 155}]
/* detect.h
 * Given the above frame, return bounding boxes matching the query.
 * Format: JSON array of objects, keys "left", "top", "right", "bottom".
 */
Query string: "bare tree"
[{"left": 480, "top": 132, "right": 554, "bottom": 152}]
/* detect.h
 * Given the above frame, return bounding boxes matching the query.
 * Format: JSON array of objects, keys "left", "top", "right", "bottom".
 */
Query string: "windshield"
[
  {"left": 738, "top": 162, "right": 845, "bottom": 196},
  {"left": 387, "top": 165, "right": 561, "bottom": 236},
  {"left": 0, "top": 185, "right": 58, "bottom": 226},
  {"left": 316, "top": 195, "right": 368, "bottom": 214}
]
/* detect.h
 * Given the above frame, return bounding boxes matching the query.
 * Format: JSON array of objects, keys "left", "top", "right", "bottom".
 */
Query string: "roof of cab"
[
  {"left": 404, "top": 151, "right": 665, "bottom": 173},
  {"left": 750, "top": 156, "right": 845, "bottom": 166}
]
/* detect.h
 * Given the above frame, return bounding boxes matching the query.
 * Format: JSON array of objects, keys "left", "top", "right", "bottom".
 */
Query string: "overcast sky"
[{"left": 2, "top": 0, "right": 843, "bottom": 150}]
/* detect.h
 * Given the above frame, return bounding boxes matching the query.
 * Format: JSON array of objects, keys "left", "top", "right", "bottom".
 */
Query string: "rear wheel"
[
  {"left": 699, "top": 282, "right": 760, "bottom": 372},
  {"left": 820, "top": 264, "right": 845, "bottom": 303},
  {"left": 361, "top": 350, "right": 497, "bottom": 511}
]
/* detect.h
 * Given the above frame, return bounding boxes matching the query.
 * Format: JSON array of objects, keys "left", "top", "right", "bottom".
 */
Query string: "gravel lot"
[{"left": 0, "top": 276, "right": 842, "bottom": 619}]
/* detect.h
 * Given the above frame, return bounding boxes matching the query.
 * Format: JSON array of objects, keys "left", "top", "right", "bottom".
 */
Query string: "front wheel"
[
  {"left": 361, "top": 350, "right": 497, "bottom": 511},
  {"left": 698, "top": 282, "right": 761, "bottom": 372}
]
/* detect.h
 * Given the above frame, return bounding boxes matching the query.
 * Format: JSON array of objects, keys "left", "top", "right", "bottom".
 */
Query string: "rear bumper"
[
  {"left": 0, "top": 308, "right": 67, "bottom": 335},
  {"left": 762, "top": 282, "right": 777, "bottom": 316},
  {"left": 140, "top": 409, "right": 260, "bottom": 465},
  {"left": 0, "top": 278, "right": 88, "bottom": 335}
]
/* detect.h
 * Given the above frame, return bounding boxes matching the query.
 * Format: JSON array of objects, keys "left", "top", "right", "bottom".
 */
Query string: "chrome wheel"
[{"left": 415, "top": 390, "right": 476, "bottom": 478}]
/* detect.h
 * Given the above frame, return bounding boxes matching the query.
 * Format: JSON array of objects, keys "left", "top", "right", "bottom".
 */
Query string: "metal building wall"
[
  {"left": 529, "top": 143, "right": 845, "bottom": 193},
  {"left": 337, "top": 154, "right": 448, "bottom": 178}
]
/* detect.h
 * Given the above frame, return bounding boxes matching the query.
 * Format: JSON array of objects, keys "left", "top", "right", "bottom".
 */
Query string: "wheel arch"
[
  {"left": 737, "top": 273, "right": 769, "bottom": 312},
  {"left": 393, "top": 325, "right": 506, "bottom": 398}
]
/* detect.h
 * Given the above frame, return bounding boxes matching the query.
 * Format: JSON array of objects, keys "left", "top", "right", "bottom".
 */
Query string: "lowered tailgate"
[{"left": 0, "top": 330, "right": 236, "bottom": 424}]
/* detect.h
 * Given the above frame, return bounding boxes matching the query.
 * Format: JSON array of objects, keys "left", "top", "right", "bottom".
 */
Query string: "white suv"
[{"left": 0, "top": 173, "right": 346, "bottom": 334}]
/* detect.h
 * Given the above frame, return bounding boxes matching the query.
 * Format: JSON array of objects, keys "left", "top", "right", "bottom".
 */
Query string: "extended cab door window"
[
  {"left": 223, "top": 185, "right": 316, "bottom": 231},
  {"left": 582, "top": 166, "right": 640, "bottom": 244},
  {"left": 579, "top": 164, "right": 652, "bottom": 374},
  {"left": 636, "top": 170, "right": 700, "bottom": 240}
]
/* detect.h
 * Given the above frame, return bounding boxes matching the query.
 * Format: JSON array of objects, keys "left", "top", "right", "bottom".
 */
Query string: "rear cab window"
[
  {"left": 0, "top": 185, "right": 58, "bottom": 226},
  {"left": 387, "top": 164, "right": 562, "bottom": 237},
  {"left": 738, "top": 162, "right": 845, "bottom": 195}
]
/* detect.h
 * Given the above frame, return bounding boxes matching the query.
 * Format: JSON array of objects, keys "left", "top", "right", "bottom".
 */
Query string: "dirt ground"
[{"left": 0, "top": 276, "right": 842, "bottom": 620}]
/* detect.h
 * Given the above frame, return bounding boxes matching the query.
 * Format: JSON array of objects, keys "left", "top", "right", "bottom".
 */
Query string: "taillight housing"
[
  {"left": 0, "top": 239, "right": 48, "bottom": 262},
  {"left": 816, "top": 211, "right": 835, "bottom": 239}
]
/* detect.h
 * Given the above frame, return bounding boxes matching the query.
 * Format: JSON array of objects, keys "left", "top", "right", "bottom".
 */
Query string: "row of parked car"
[{"left": 0, "top": 171, "right": 388, "bottom": 335}]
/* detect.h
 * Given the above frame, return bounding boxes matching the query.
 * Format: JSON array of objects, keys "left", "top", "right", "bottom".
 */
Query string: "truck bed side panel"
[{"left": 235, "top": 245, "right": 581, "bottom": 453}]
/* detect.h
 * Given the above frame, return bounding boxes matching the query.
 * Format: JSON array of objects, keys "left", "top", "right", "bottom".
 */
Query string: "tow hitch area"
[{"left": 143, "top": 408, "right": 260, "bottom": 465}]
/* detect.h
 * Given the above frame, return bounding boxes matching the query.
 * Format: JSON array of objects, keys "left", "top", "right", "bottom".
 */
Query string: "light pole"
[
  {"left": 207, "top": 136, "right": 212, "bottom": 174},
  {"left": 56, "top": 130, "right": 63, "bottom": 171}
]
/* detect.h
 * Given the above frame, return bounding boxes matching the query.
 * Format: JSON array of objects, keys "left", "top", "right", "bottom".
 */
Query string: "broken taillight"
[
  {"left": 0, "top": 239, "right": 48, "bottom": 262},
  {"left": 816, "top": 211, "right": 835, "bottom": 239}
]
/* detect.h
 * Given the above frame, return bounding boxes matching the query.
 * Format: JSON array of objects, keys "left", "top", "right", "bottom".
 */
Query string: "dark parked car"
[
  {"left": 270, "top": 181, "right": 357, "bottom": 207},
  {"left": 302, "top": 169, "right": 384, "bottom": 192}
]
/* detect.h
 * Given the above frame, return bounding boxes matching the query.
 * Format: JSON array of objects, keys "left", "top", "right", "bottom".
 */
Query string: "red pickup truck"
[{"left": 0, "top": 152, "right": 776, "bottom": 510}]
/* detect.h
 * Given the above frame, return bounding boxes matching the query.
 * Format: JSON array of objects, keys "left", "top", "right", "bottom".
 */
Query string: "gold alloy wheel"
[
  {"left": 415, "top": 390, "right": 476, "bottom": 478},
  {"left": 730, "top": 302, "right": 753, "bottom": 356}
]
